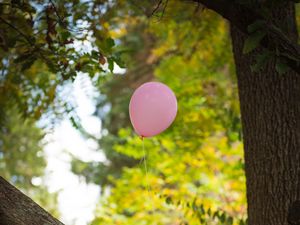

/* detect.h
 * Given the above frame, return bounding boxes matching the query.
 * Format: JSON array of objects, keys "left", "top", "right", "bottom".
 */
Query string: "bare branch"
[{"left": 151, "top": 0, "right": 163, "bottom": 16}]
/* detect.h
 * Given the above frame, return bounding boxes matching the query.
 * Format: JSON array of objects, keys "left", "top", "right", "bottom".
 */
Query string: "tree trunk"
[
  {"left": 0, "top": 176, "right": 64, "bottom": 225},
  {"left": 230, "top": 2, "right": 300, "bottom": 225}
]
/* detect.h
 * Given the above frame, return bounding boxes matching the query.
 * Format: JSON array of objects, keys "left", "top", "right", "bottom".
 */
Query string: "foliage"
[
  {"left": 1, "top": 0, "right": 297, "bottom": 123},
  {"left": 70, "top": 2, "right": 247, "bottom": 224},
  {"left": 0, "top": 0, "right": 150, "bottom": 221},
  {"left": 0, "top": 0, "right": 128, "bottom": 122},
  {"left": 0, "top": 1, "right": 132, "bottom": 215},
  {"left": 0, "top": 105, "right": 45, "bottom": 187},
  {"left": 71, "top": 1, "right": 158, "bottom": 187},
  {"left": 0, "top": 104, "right": 59, "bottom": 217},
  {"left": 7, "top": 0, "right": 300, "bottom": 224}
]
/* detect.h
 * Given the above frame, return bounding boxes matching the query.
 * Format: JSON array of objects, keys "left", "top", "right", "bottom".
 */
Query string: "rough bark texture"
[
  {"left": 0, "top": 176, "right": 64, "bottom": 225},
  {"left": 230, "top": 2, "right": 300, "bottom": 225}
]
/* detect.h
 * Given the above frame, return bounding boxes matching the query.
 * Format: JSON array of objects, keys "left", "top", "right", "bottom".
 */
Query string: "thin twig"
[
  {"left": 49, "top": 0, "right": 65, "bottom": 27},
  {"left": 160, "top": 0, "right": 169, "bottom": 20},
  {"left": 151, "top": 0, "right": 163, "bottom": 16},
  {"left": 0, "top": 17, "right": 34, "bottom": 46}
]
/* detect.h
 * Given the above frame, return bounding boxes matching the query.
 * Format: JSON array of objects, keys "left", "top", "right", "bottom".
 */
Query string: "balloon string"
[{"left": 141, "top": 137, "right": 150, "bottom": 193}]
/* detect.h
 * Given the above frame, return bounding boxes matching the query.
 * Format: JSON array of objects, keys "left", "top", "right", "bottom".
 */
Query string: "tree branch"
[
  {"left": 0, "top": 176, "right": 64, "bottom": 225},
  {"left": 188, "top": 0, "right": 300, "bottom": 74}
]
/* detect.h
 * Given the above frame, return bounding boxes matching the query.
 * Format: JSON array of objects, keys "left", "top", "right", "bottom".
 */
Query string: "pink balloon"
[{"left": 129, "top": 82, "right": 177, "bottom": 137}]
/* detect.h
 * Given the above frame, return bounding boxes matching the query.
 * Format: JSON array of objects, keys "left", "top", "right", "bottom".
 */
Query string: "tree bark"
[
  {"left": 0, "top": 176, "right": 64, "bottom": 225},
  {"left": 230, "top": 2, "right": 300, "bottom": 225}
]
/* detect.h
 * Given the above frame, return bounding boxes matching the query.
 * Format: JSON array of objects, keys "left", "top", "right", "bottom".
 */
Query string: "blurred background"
[{"left": 2, "top": 0, "right": 291, "bottom": 224}]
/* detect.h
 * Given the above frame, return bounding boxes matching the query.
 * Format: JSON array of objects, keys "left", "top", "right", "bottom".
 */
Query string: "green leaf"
[
  {"left": 243, "top": 31, "right": 266, "bottom": 54},
  {"left": 199, "top": 204, "right": 205, "bottom": 214},
  {"left": 247, "top": 20, "right": 265, "bottom": 33},
  {"left": 239, "top": 219, "right": 246, "bottom": 225},
  {"left": 98, "top": 38, "right": 116, "bottom": 54},
  {"left": 113, "top": 55, "right": 126, "bottom": 68},
  {"left": 60, "top": 31, "right": 71, "bottom": 42},
  {"left": 7, "top": 36, "right": 18, "bottom": 48},
  {"left": 165, "top": 196, "right": 172, "bottom": 204},
  {"left": 250, "top": 51, "right": 271, "bottom": 72},
  {"left": 107, "top": 57, "right": 114, "bottom": 72},
  {"left": 14, "top": 53, "right": 32, "bottom": 63},
  {"left": 91, "top": 50, "right": 99, "bottom": 59},
  {"left": 220, "top": 212, "right": 226, "bottom": 223},
  {"left": 21, "top": 57, "right": 36, "bottom": 71},
  {"left": 207, "top": 208, "right": 211, "bottom": 216},
  {"left": 275, "top": 60, "right": 289, "bottom": 75},
  {"left": 227, "top": 217, "right": 233, "bottom": 225},
  {"left": 106, "top": 38, "right": 115, "bottom": 49}
]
